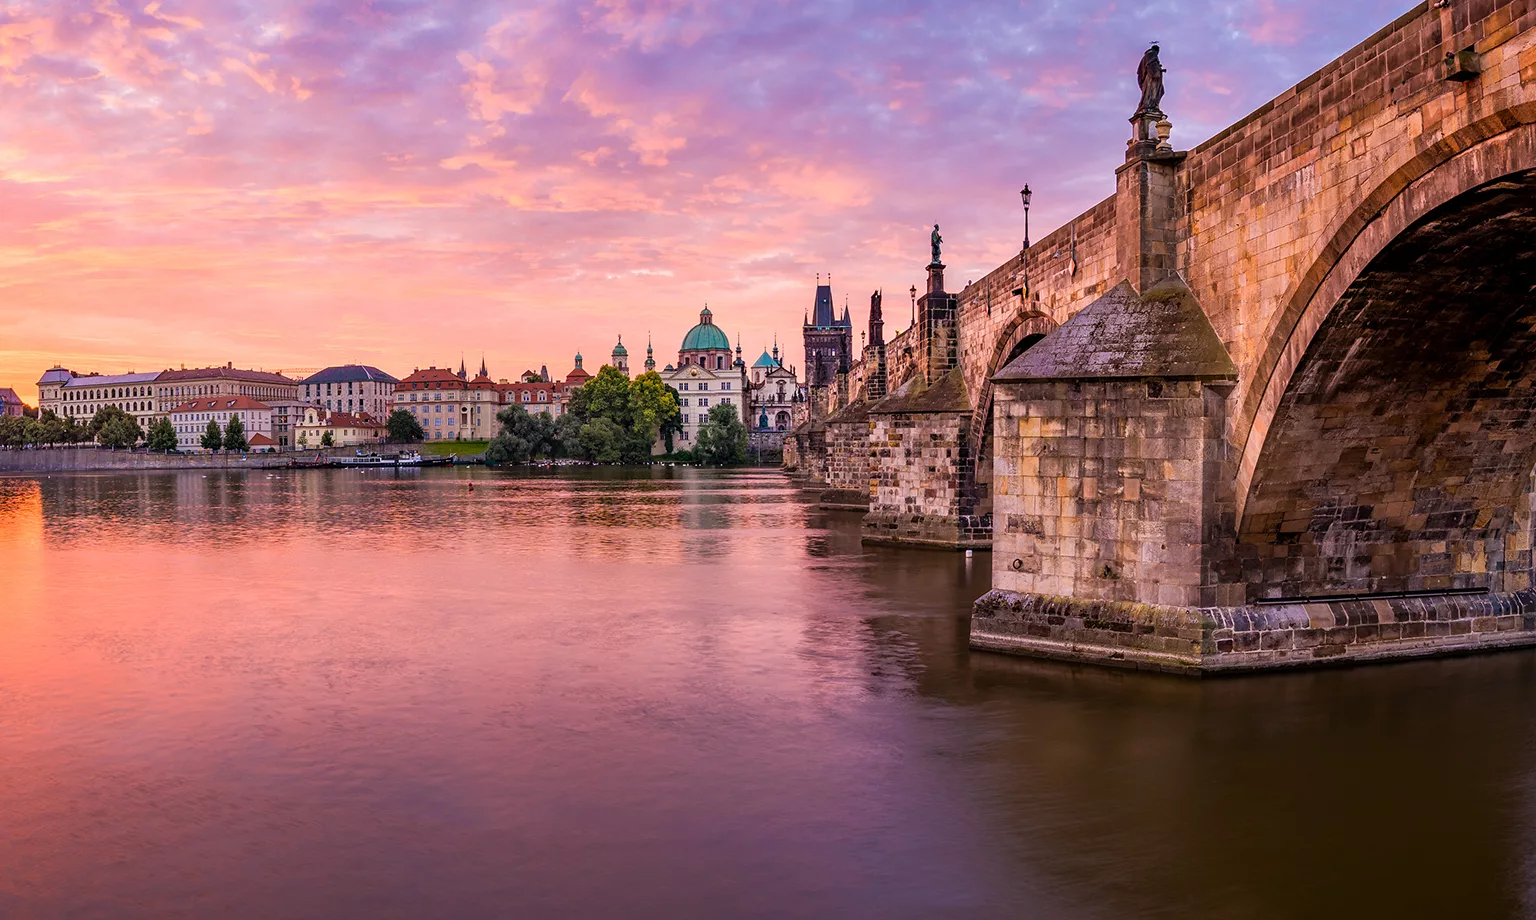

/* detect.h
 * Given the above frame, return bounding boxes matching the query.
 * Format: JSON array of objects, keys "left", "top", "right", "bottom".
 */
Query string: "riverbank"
[{"left": 0, "top": 446, "right": 438, "bottom": 475}]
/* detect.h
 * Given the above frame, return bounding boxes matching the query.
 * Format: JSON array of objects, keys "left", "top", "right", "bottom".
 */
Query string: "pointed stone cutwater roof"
[
  {"left": 870, "top": 367, "right": 970, "bottom": 415},
  {"left": 995, "top": 278, "right": 1236, "bottom": 382}
]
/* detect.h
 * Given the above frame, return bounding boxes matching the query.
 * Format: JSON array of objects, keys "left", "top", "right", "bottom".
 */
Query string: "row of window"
[{"left": 676, "top": 381, "right": 731, "bottom": 391}]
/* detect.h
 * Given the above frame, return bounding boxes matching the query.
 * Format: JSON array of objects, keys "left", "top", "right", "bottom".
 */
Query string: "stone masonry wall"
[
  {"left": 1176, "top": 0, "right": 1536, "bottom": 506},
  {"left": 991, "top": 378, "right": 1236, "bottom": 608},
  {"left": 863, "top": 410, "right": 987, "bottom": 548},
  {"left": 822, "top": 407, "right": 871, "bottom": 509}
]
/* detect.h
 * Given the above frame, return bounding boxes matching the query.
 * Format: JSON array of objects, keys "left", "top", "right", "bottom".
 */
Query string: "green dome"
[
  {"left": 612, "top": 338, "right": 628, "bottom": 357},
  {"left": 680, "top": 307, "right": 730, "bottom": 352}
]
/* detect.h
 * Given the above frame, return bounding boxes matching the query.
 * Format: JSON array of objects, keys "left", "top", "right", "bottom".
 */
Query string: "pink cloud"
[{"left": 0, "top": 0, "right": 1407, "bottom": 399}]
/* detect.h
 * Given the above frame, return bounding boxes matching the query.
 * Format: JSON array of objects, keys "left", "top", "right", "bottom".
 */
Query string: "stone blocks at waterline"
[
  {"left": 785, "top": 419, "right": 828, "bottom": 488},
  {"left": 970, "top": 588, "right": 1536, "bottom": 675}
]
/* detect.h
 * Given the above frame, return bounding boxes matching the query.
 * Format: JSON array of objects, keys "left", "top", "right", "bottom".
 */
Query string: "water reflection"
[{"left": 0, "top": 469, "right": 1534, "bottom": 918}]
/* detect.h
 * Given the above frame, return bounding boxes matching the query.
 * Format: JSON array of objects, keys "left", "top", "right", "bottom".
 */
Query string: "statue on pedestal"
[
  {"left": 930, "top": 224, "right": 943, "bottom": 265},
  {"left": 1136, "top": 43, "right": 1166, "bottom": 118}
]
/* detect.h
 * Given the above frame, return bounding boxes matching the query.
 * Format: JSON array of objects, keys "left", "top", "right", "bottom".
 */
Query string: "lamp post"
[
  {"left": 1020, "top": 184, "right": 1033, "bottom": 298},
  {"left": 909, "top": 284, "right": 917, "bottom": 330},
  {"left": 1020, "top": 184, "right": 1032, "bottom": 250}
]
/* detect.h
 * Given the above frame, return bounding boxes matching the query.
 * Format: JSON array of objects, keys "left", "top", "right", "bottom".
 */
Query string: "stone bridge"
[{"left": 788, "top": 0, "right": 1536, "bottom": 672}]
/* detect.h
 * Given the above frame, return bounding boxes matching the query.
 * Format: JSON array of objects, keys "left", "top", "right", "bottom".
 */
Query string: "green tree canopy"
[
  {"left": 147, "top": 417, "right": 178, "bottom": 452},
  {"left": 626, "top": 371, "right": 680, "bottom": 461},
  {"left": 0, "top": 415, "right": 26, "bottom": 447},
  {"left": 571, "top": 366, "right": 632, "bottom": 427},
  {"left": 386, "top": 408, "right": 425, "bottom": 444},
  {"left": 320, "top": 430, "right": 335, "bottom": 448},
  {"left": 695, "top": 403, "right": 748, "bottom": 466},
  {"left": 486, "top": 406, "right": 558, "bottom": 465},
  {"left": 201, "top": 419, "right": 223, "bottom": 451},
  {"left": 578, "top": 417, "right": 626, "bottom": 463},
  {"left": 88, "top": 405, "right": 133, "bottom": 440},
  {"left": 223, "top": 415, "right": 248, "bottom": 451},
  {"left": 552, "top": 412, "right": 583, "bottom": 458},
  {"left": 97, "top": 413, "right": 143, "bottom": 449}
]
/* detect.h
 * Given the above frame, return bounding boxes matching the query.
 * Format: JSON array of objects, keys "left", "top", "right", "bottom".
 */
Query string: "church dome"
[
  {"left": 752, "top": 350, "right": 780, "bottom": 369},
  {"left": 680, "top": 306, "right": 730, "bottom": 352},
  {"left": 612, "top": 337, "right": 628, "bottom": 357}
]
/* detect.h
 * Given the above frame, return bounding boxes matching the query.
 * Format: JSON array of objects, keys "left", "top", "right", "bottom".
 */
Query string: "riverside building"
[
  {"left": 169, "top": 396, "right": 275, "bottom": 452},
  {"left": 658, "top": 306, "right": 748, "bottom": 448},
  {"left": 300, "top": 365, "right": 399, "bottom": 419}
]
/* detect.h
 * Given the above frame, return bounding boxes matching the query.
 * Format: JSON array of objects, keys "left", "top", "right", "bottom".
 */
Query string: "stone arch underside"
[
  {"left": 1235, "top": 114, "right": 1536, "bottom": 518},
  {"left": 1235, "top": 168, "right": 1536, "bottom": 601},
  {"left": 970, "top": 313, "right": 1055, "bottom": 517}
]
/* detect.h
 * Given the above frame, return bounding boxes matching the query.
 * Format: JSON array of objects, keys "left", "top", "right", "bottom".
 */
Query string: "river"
[{"left": 1, "top": 467, "right": 1534, "bottom": 918}]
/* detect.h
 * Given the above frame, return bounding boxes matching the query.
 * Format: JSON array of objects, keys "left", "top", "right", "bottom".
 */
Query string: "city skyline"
[{"left": 0, "top": 0, "right": 1404, "bottom": 399}]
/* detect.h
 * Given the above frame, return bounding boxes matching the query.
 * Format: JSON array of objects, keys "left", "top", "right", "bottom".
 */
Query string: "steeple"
[
  {"left": 457, "top": 355, "right": 467, "bottom": 380},
  {"left": 644, "top": 334, "right": 656, "bottom": 372},
  {"left": 478, "top": 354, "right": 488, "bottom": 378}
]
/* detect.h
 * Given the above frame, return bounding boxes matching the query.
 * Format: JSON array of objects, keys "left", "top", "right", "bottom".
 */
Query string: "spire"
[
  {"left": 478, "top": 353, "right": 488, "bottom": 378},
  {"left": 458, "top": 354, "right": 467, "bottom": 380},
  {"left": 644, "top": 333, "right": 656, "bottom": 372}
]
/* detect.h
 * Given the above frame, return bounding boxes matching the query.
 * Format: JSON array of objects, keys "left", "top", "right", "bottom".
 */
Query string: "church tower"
[
  {"left": 611, "top": 336, "right": 630, "bottom": 377},
  {"left": 802, "top": 276, "right": 853, "bottom": 414}
]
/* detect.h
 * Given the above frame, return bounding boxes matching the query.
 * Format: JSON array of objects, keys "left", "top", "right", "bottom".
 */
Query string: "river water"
[{"left": 1, "top": 467, "right": 1534, "bottom": 919}]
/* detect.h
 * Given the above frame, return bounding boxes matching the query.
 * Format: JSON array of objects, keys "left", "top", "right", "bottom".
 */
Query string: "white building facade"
[{"left": 169, "top": 396, "right": 274, "bottom": 452}]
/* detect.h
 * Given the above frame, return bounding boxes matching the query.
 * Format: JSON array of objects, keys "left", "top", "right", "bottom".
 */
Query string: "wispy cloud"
[{"left": 0, "top": 0, "right": 1403, "bottom": 396}]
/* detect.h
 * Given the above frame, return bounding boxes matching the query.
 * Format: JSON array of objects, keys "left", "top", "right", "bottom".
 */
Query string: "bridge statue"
[
  {"left": 1136, "top": 43, "right": 1166, "bottom": 117},
  {"left": 930, "top": 224, "right": 943, "bottom": 265}
]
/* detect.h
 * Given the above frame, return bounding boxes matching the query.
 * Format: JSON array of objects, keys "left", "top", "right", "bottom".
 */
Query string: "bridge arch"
[
  {"left": 970, "top": 311, "right": 1056, "bottom": 516},
  {"left": 1235, "top": 132, "right": 1536, "bottom": 600},
  {"left": 1236, "top": 112, "right": 1536, "bottom": 521}
]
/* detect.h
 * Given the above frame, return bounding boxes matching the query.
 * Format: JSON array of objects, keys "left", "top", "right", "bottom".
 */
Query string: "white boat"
[{"left": 332, "top": 450, "right": 453, "bottom": 468}]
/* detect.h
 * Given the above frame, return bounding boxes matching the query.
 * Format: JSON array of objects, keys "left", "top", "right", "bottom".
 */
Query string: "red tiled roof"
[
  {"left": 248, "top": 433, "right": 277, "bottom": 446},
  {"left": 398, "top": 366, "right": 469, "bottom": 389},
  {"left": 304, "top": 410, "right": 383, "bottom": 429},
  {"left": 158, "top": 366, "right": 296, "bottom": 385},
  {"left": 169, "top": 396, "right": 273, "bottom": 413}
]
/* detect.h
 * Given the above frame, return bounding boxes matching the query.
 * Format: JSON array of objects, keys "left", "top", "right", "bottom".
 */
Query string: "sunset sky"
[{"left": 0, "top": 0, "right": 1407, "bottom": 400}]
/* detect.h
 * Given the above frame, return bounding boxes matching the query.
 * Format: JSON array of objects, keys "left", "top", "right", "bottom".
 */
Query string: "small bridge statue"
[
  {"left": 930, "top": 224, "right": 943, "bottom": 265},
  {"left": 1136, "top": 43, "right": 1166, "bottom": 118}
]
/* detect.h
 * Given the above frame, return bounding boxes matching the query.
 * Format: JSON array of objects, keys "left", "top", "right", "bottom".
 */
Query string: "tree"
[
  {"left": 201, "top": 419, "right": 223, "bottom": 451},
  {"left": 97, "top": 413, "right": 143, "bottom": 450},
  {"left": 570, "top": 365, "right": 632, "bottom": 427},
  {"left": 223, "top": 414, "right": 248, "bottom": 452},
  {"left": 88, "top": 406, "right": 134, "bottom": 441},
  {"left": 298, "top": 432, "right": 309, "bottom": 449},
  {"left": 659, "top": 384, "right": 685, "bottom": 453},
  {"left": 552, "top": 412, "right": 583, "bottom": 457},
  {"left": 320, "top": 430, "right": 334, "bottom": 448},
  {"left": 695, "top": 403, "right": 748, "bottom": 466},
  {"left": 626, "top": 371, "right": 680, "bottom": 462},
  {"left": 147, "top": 418, "right": 178, "bottom": 452},
  {"left": 487, "top": 406, "right": 557, "bottom": 465},
  {"left": 0, "top": 415, "right": 26, "bottom": 447},
  {"left": 386, "top": 408, "right": 425, "bottom": 443},
  {"left": 578, "top": 417, "right": 626, "bottom": 463}
]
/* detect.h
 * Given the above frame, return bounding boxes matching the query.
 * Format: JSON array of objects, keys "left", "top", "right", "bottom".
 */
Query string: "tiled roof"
[
  {"left": 248, "top": 433, "right": 277, "bottom": 446},
  {"left": 0, "top": 387, "right": 22, "bottom": 406},
  {"left": 158, "top": 366, "right": 296, "bottom": 385},
  {"left": 63, "top": 371, "right": 162, "bottom": 388},
  {"left": 303, "top": 410, "right": 383, "bottom": 428},
  {"left": 301, "top": 364, "right": 400, "bottom": 385},
  {"left": 169, "top": 396, "right": 273, "bottom": 413},
  {"left": 37, "top": 367, "right": 74, "bottom": 385},
  {"left": 398, "top": 367, "right": 469, "bottom": 388}
]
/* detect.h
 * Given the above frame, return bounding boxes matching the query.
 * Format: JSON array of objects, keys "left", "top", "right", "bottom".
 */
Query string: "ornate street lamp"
[
  {"left": 1020, "top": 184, "right": 1033, "bottom": 299},
  {"left": 910, "top": 284, "right": 918, "bottom": 328},
  {"left": 1020, "top": 184, "right": 1032, "bottom": 250}
]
